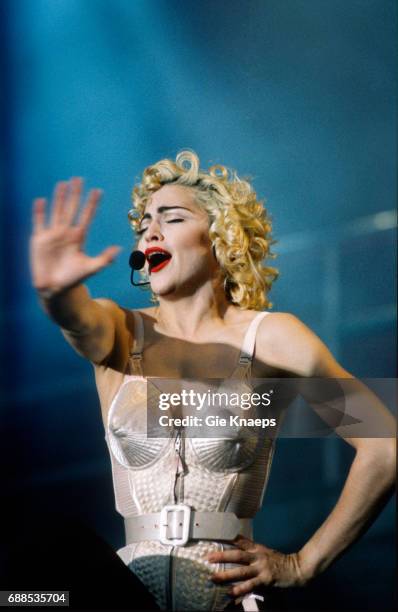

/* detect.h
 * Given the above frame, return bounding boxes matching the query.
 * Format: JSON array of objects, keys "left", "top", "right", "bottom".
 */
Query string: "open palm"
[{"left": 30, "top": 178, "right": 120, "bottom": 294}]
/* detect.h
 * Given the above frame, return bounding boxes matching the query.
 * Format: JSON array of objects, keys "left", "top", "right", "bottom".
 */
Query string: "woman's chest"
[
  {"left": 141, "top": 340, "right": 239, "bottom": 378},
  {"left": 107, "top": 376, "right": 271, "bottom": 474},
  {"left": 139, "top": 335, "right": 278, "bottom": 379}
]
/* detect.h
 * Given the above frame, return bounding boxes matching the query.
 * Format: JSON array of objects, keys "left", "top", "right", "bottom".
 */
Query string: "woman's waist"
[
  {"left": 118, "top": 537, "right": 242, "bottom": 558},
  {"left": 123, "top": 506, "right": 253, "bottom": 547}
]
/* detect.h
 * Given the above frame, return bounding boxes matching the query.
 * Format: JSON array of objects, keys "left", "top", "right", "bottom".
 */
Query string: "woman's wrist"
[
  {"left": 35, "top": 282, "right": 88, "bottom": 303},
  {"left": 35, "top": 285, "right": 67, "bottom": 300},
  {"left": 296, "top": 546, "right": 323, "bottom": 584}
]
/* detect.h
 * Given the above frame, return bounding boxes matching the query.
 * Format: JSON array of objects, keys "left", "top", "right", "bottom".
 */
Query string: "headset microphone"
[{"left": 129, "top": 250, "right": 150, "bottom": 286}]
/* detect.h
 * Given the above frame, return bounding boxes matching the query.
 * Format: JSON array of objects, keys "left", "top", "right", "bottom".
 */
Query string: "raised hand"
[{"left": 30, "top": 178, "right": 121, "bottom": 295}]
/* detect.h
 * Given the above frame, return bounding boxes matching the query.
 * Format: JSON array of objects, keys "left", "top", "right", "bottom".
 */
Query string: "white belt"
[{"left": 124, "top": 504, "right": 253, "bottom": 547}]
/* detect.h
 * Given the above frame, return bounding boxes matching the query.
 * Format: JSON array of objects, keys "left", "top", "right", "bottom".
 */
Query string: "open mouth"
[{"left": 146, "top": 249, "right": 172, "bottom": 274}]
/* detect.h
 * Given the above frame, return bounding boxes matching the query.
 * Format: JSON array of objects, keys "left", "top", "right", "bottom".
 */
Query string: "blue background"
[{"left": 1, "top": 1, "right": 396, "bottom": 610}]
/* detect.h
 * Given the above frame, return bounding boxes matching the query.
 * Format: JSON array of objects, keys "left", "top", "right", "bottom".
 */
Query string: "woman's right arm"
[{"left": 30, "top": 177, "right": 124, "bottom": 364}]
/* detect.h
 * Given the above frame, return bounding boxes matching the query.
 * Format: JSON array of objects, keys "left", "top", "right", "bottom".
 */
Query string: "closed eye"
[{"left": 135, "top": 218, "right": 184, "bottom": 235}]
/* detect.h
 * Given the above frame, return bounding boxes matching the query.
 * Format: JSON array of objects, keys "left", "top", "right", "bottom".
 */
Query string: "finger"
[
  {"left": 229, "top": 577, "right": 261, "bottom": 598},
  {"left": 62, "top": 177, "right": 83, "bottom": 225},
  {"left": 208, "top": 549, "right": 253, "bottom": 564},
  {"left": 211, "top": 565, "right": 256, "bottom": 583},
  {"left": 32, "top": 198, "right": 47, "bottom": 233},
  {"left": 50, "top": 181, "right": 68, "bottom": 226},
  {"left": 87, "top": 246, "right": 121, "bottom": 273},
  {"left": 77, "top": 188, "right": 102, "bottom": 230},
  {"left": 233, "top": 536, "right": 258, "bottom": 551}
]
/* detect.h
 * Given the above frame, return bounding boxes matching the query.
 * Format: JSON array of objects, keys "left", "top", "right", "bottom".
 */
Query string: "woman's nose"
[{"left": 144, "top": 219, "right": 164, "bottom": 242}]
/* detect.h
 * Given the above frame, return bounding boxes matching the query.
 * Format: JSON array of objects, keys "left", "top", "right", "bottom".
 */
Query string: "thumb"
[
  {"left": 101, "top": 245, "right": 122, "bottom": 263},
  {"left": 89, "top": 246, "right": 122, "bottom": 272}
]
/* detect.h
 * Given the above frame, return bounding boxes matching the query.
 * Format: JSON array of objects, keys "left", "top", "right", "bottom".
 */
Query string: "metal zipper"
[
  {"left": 173, "top": 428, "right": 184, "bottom": 502},
  {"left": 174, "top": 429, "right": 181, "bottom": 452},
  {"left": 169, "top": 428, "right": 185, "bottom": 610},
  {"left": 166, "top": 430, "right": 181, "bottom": 612}
]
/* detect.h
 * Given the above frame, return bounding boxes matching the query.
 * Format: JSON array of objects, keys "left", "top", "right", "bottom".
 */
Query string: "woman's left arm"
[
  {"left": 208, "top": 313, "right": 396, "bottom": 597},
  {"left": 289, "top": 313, "right": 396, "bottom": 583},
  {"left": 296, "top": 433, "right": 395, "bottom": 583}
]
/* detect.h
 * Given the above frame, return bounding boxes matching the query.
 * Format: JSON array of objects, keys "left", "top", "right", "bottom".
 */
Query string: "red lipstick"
[
  {"left": 144, "top": 247, "right": 172, "bottom": 274},
  {"left": 144, "top": 247, "right": 172, "bottom": 257}
]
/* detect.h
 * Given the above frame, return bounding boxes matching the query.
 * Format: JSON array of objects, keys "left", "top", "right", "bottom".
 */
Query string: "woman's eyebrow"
[{"left": 140, "top": 205, "right": 193, "bottom": 221}]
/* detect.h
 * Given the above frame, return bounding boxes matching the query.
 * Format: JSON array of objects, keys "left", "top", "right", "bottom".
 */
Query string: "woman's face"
[{"left": 136, "top": 184, "right": 218, "bottom": 297}]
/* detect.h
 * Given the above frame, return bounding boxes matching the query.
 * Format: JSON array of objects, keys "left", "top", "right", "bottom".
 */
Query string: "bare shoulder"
[
  {"left": 258, "top": 312, "right": 320, "bottom": 348},
  {"left": 256, "top": 311, "right": 351, "bottom": 377}
]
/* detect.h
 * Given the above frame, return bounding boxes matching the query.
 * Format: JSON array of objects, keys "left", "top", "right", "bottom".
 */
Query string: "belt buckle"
[{"left": 159, "top": 504, "right": 191, "bottom": 546}]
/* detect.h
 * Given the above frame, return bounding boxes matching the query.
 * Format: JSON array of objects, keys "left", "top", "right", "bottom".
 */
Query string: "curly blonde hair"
[{"left": 128, "top": 150, "right": 278, "bottom": 310}]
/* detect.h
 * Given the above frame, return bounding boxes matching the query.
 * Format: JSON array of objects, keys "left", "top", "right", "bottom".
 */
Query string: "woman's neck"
[{"left": 154, "top": 285, "right": 235, "bottom": 339}]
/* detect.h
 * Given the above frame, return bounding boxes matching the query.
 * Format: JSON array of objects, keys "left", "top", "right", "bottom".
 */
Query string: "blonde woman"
[{"left": 30, "top": 151, "right": 395, "bottom": 611}]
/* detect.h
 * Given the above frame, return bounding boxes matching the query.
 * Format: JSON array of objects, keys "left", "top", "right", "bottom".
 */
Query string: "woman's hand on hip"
[
  {"left": 30, "top": 177, "right": 120, "bottom": 296},
  {"left": 207, "top": 535, "right": 308, "bottom": 598}
]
